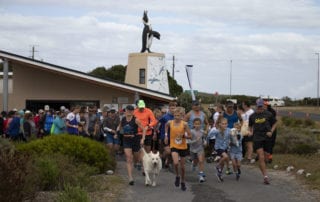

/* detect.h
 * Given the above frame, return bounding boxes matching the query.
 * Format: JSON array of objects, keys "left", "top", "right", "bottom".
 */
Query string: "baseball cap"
[
  {"left": 192, "top": 100, "right": 200, "bottom": 106},
  {"left": 137, "top": 100, "right": 146, "bottom": 108},
  {"left": 256, "top": 98, "right": 264, "bottom": 107},
  {"left": 226, "top": 101, "right": 234, "bottom": 107},
  {"left": 125, "top": 105, "right": 135, "bottom": 111},
  {"left": 44, "top": 105, "right": 50, "bottom": 111}
]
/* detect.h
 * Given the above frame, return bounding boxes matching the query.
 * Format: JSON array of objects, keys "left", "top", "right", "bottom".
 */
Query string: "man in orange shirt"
[{"left": 133, "top": 100, "right": 158, "bottom": 170}]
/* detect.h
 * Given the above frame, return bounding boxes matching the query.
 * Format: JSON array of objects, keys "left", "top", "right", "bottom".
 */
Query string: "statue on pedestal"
[{"left": 141, "top": 10, "right": 160, "bottom": 53}]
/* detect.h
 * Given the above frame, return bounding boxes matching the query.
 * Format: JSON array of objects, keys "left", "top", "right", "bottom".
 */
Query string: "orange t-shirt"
[
  {"left": 169, "top": 120, "right": 188, "bottom": 150},
  {"left": 134, "top": 108, "right": 158, "bottom": 135}
]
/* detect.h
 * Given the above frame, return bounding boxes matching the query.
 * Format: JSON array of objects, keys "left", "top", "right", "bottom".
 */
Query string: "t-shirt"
[
  {"left": 134, "top": 108, "right": 157, "bottom": 135},
  {"left": 249, "top": 110, "right": 276, "bottom": 141},
  {"left": 189, "top": 129, "right": 205, "bottom": 153},
  {"left": 158, "top": 112, "right": 174, "bottom": 140}
]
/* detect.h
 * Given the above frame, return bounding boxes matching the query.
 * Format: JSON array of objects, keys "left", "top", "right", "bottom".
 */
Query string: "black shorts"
[
  {"left": 216, "top": 149, "right": 228, "bottom": 157},
  {"left": 137, "top": 135, "right": 153, "bottom": 146},
  {"left": 171, "top": 148, "right": 188, "bottom": 157},
  {"left": 123, "top": 136, "right": 141, "bottom": 152},
  {"left": 243, "top": 135, "right": 253, "bottom": 142},
  {"left": 254, "top": 139, "right": 272, "bottom": 153}
]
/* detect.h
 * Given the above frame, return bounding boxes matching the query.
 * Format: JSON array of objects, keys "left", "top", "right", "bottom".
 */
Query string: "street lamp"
[{"left": 316, "top": 53, "right": 320, "bottom": 108}]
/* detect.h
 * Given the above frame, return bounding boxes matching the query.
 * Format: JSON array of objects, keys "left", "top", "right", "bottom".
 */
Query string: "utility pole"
[
  {"left": 172, "top": 55, "right": 175, "bottom": 79},
  {"left": 230, "top": 59, "right": 232, "bottom": 99},
  {"left": 316, "top": 53, "right": 320, "bottom": 108},
  {"left": 30, "top": 45, "right": 38, "bottom": 60}
]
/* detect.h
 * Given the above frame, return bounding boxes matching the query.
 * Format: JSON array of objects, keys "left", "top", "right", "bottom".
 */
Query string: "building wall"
[{"left": 5, "top": 63, "right": 136, "bottom": 110}]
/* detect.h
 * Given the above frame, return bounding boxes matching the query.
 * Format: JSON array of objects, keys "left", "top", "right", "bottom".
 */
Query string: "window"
[{"left": 139, "top": 68, "right": 145, "bottom": 84}]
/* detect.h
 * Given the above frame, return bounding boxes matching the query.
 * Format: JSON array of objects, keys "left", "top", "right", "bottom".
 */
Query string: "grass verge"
[{"left": 268, "top": 154, "right": 320, "bottom": 190}]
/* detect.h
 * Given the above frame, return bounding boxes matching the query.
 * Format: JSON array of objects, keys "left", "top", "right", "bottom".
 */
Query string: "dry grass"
[
  {"left": 269, "top": 154, "right": 320, "bottom": 190},
  {"left": 278, "top": 106, "right": 320, "bottom": 115}
]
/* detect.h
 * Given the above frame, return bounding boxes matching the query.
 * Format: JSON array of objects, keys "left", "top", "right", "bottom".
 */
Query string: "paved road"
[
  {"left": 115, "top": 155, "right": 320, "bottom": 202},
  {"left": 277, "top": 110, "right": 320, "bottom": 121}
]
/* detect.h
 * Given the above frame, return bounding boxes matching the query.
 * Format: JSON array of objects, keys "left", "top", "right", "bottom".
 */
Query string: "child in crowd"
[
  {"left": 230, "top": 123, "right": 243, "bottom": 181},
  {"left": 188, "top": 118, "right": 206, "bottom": 183},
  {"left": 164, "top": 107, "right": 191, "bottom": 191},
  {"left": 208, "top": 117, "right": 231, "bottom": 182}
]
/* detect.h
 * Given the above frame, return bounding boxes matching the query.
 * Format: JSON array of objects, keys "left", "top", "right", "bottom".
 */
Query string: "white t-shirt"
[
  {"left": 66, "top": 112, "right": 80, "bottom": 123},
  {"left": 242, "top": 108, "right": 254, "bottom": 122}
]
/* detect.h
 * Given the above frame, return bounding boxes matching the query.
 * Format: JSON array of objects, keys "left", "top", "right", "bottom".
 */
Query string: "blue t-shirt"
[{"left": 158, "top": 112, "right": 174, "bottom": 140}]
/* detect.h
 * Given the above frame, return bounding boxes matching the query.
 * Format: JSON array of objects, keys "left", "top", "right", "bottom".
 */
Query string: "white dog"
[{"left": 141, "top": 148, "right": 162, "bottom": 187}]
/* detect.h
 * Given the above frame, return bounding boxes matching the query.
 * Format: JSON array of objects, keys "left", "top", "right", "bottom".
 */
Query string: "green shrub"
[
  {"left": 33, "top": 154, "right": 98, "bottom": 191},
  {"left": 292, "top": 144, "right": 319, "bottom": 155},
  {"left": 293, "top": 119, "right": 303, "bottom": 127},
  {"left": 56, "top": 184, "right": 90, "bottom": 202},
  {"left": 0, "top": 138, "right": 37, "bottom": 201},
  {"left": 274, "top": 128, "right": 320, "bottom": 155},
  {"left": 304, "top": 119, "right": 315, "bottom": 127},
  {"left": 17, "top": 135, "right": 116, "bottom": 172},
  {"left": 281, "top": 116, "right": 294, "bottom": 127}
]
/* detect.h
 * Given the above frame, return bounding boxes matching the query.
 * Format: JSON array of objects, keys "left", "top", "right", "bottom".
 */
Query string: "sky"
[{"left": 1, "top": 0, "right": 320, "bottom": 100}]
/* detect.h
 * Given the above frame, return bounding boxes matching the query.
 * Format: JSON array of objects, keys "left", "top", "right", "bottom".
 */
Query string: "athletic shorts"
[
  {"left": 243, "top": 135, "right": 253, "bottom": 142},
  {"left": 190, "top": 150, "right": 204, "bottom": 160},
  {"left": 171, "top": 148, "right": 188, "bottom": 157},
  {"left": 105, "top": 133, "right": 120, "bottom": 145},
  {"left": 254, "top": 139, "right": 272, "bottom": 153},
  {"left": 216, "top": 149, "right": 228, "bottom": 157},
  {"left": 123, "top": 136, "right": 141, "bottom": 152},
  {"left": 137, "top": 135, "right": 153, "bottom": 146},
  {"left": 230, "top": 152, "right": 243, "bottom": 161}
]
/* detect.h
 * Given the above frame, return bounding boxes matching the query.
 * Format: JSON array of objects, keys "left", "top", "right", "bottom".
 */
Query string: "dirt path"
[{"left": 114, "top": 155, "right": 320, "bottom": 202}]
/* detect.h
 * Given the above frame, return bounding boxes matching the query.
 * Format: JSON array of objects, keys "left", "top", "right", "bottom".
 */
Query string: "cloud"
[{"left": 1, "top": 0, "right": 320, "bottom": 99}]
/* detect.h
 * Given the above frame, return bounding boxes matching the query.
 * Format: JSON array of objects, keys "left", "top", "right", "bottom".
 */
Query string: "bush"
[
  {"left": 281, "top": 116, "right": 294, "bottom": 127},
  {"left": 57, "top": 184, "right": 90, "bottom": 202},
  {"left": 0, "top": 138, "right": 37, "bottom": 201},
  {"left": 274, "top": 128, "right": 320, "bottom": 155},
  {"left": 304, "top": 119, "right": 315, "bottom": 127},
  {"left": 17, "top": 135, "right": 116, "bottom": 172},
  {"left": 33, "top": 154, "right": 98, "bottom": 191}
]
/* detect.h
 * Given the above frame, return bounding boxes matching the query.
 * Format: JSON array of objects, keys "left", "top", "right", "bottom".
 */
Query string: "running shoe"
[
  {"left": 199, "top": 175, "right": 205, "bottom": 183},
  {"left": 175, "top": 176, "right": 180, "bottom": 187},
  {"left": 181, "top": 182, "right": 187, "bottom": 191},
  {"left": 216, "top": 173, "right": 224, "bottom": 182},
  {"left": 199, "top": 171, "right": 206, "bottom": 177},
  {"left": 136, "top": 163, "right": 142, "bottom": 171},
  {"left": 225, "top": 168, "right": 233, "bottom": 175},
  {"left": 129, "top": 180, "right": 134, "bottom": 185},
  {"left": 264, "top": 176, "right": 270, "bottom": 185},
  {"left": 236, "top": 173, "right": 240, "bottom": 181},
  {"left": 250, "top": 159, "right": 256, "bottom": 164}
]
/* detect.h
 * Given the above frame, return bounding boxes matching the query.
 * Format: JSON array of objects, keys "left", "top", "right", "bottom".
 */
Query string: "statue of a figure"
[{"left": 141, "top": 10, "right": 160, "bottom": 53}]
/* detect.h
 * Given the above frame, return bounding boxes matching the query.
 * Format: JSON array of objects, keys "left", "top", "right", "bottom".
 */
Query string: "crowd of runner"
[{"left": 0, "top": 98, "right": 277, "bottom": 189}]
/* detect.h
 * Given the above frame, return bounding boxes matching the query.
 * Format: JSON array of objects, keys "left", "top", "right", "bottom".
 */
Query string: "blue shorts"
[
  {"left": 230, "top": 152, "right": 243, "bottom": 161},
  {"left": 105, "top": 133, "right": 120, "bottom": 145}
]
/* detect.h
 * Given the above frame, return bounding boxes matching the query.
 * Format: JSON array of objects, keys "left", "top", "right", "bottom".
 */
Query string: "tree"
[
  {"left": 88, "top": 66, "right": 184, "bottom": 96},
  {"left": 167, "top": 71, "right": 183, "bottom": 97},
  {"left": 88, "top": 65, "right": 126, "bottom": 82}
]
